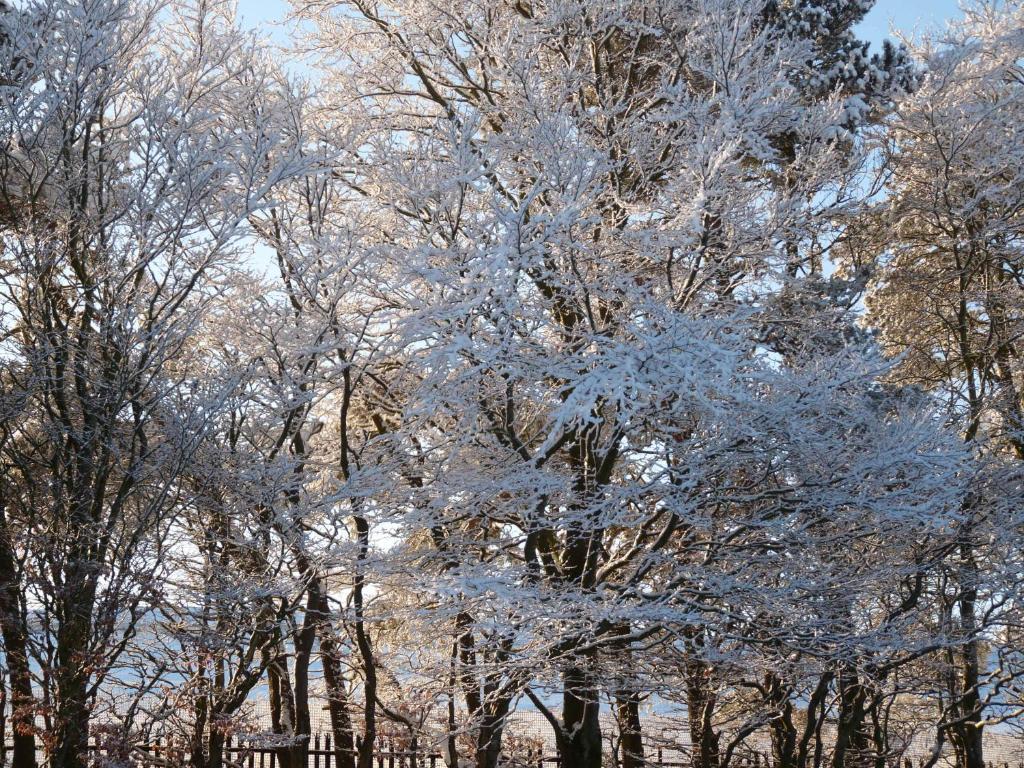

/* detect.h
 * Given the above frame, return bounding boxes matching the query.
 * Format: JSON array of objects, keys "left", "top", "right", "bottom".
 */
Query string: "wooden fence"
[
  {"left": 6, "top": 739, "right": 1024, "bottom": 768},
  {"left": 3, "top": 738, "right": 451, "bottom": 768},
  {"left": 106, "top": 736, "right": 448, "bottom": 768}
]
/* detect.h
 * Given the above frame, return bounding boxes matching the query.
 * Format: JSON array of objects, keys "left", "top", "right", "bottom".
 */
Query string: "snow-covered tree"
[
  {"left": 292, "top": 3, "right": 970, "bottom": 768},
  {"left": 861, "top": 3, "right": 1024, "bottom": 766},
  {"left": 0, "top": 1, "right": 305, "bottom": 766},
  {"left": 4, "top": 1, "right": 1021, "bottom": 767}
]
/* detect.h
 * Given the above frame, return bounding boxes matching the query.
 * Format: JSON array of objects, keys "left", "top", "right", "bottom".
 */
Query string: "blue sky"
[
  {"left": 236, "top": 0, "right": 967, "bottom": 46},
  {"left": 858, "top": 0, "right": 965, "bottom": 44}
]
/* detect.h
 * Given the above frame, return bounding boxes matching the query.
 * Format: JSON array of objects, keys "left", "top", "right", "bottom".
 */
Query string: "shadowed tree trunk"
[
  {"left": 561, "top": 663, "right": 603, "bottom": 768},
  {"left": 949, "top": 533, "right": 984, "bottom": 768},
  {"left": 320, "top": 615, "right": 356, "bottom": 768},
  {"left": 766, "top": 673, "right": 797, "bottom": 768},
  {"left": 353, "top": 512, "right": 377, "bottom": 768},
  {"left": 684, "top": 633, "right": 719, "bottom": 768},
  {"left": 796, "top": 670, "right": 832, "bottom": 768},
  {"left": 832, "top": 667, "right": 869, "bottom": 768},
  {"left": 0, "top": 504, "right": 35, "bottom": 768},
  {"left": 615, "top": 687, "right": 645, "bottom": 768}
]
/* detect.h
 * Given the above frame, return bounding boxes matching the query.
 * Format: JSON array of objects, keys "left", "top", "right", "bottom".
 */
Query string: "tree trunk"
[
  {"left": 0, "top": 665, "right": 7, "bottom": 768},
  {"left": 615, "top": 688, "right": 645, "bottom": 768},
  {"left": 268, "top": 646, "right": 299, "bottom": 768},
  {"left": 685, "top": 655, "right": 719, "bottom": 768},
  {"left": 796, "top": 670, "right": 832, "bottom": 768},
  {"left": 457, "top": 624, "right": 516, "bottom": 768},
  {"left": 951, "top": 538, "right": 984, "bottom": 768},
  {"left": 208, "top": 725, "right": 226, "bottom": 768},
  {"left": 831, "top": 667, "right": 868, "bottom": 768},
  {"left": 49, "top": 676, "right": 90, "bottom": 768},
  {"left": 447, "top": 639, "right": 461, "bottom": 768},
  {"left": 868, "top": 691, "right": 888, "bottom": 768},
  {"left": 50, "top": 562, "right": 96, "bottom": 768},
  {"left": 288, "top": 582, "right": 322, "bottom": 768},
  {"left": 561, "top": 664, "right": 602, "bottom": 768},
  {"left": 354, "top": 514, "right": 377, "bottom": 768},
  {"left": 474, "top": 710, "right": 506, "bottom": 768},
  {"left": 765, "top": 673, "right": 796, "bottom": 768},
  {"left": 191, "top": 692, "right": 210, "bottom": 768},
  {"left": 321, "top": 620, "right": 356, "bottom": 768},
  {"left": 0, "top": 506, "right": 36, "bottom": 768}
]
